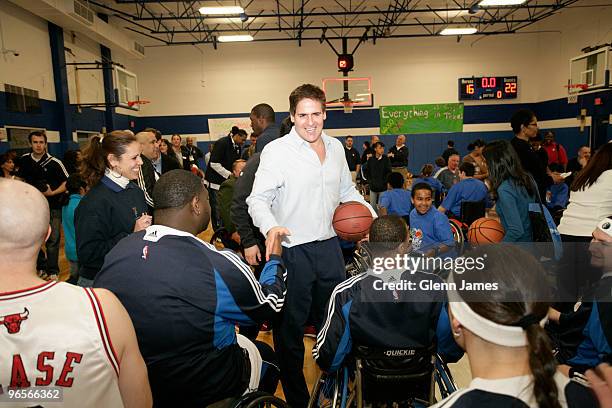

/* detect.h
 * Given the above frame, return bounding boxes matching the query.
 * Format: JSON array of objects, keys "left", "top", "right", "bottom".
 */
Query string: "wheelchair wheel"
[
  {"left": 231, "top": 391, "right": 288, "bottom": 408},
  {"left": 308, "top": 368, "right": 354, "bottom": 408},
  {"left": 448, "top": 218, "right": 466, "bottom": 245},
  {"left": 433, "top": 355, "right": 458, "bottom": 400}
]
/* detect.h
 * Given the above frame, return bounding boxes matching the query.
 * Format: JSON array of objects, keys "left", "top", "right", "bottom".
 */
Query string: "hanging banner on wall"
[
  {"left": 379, "top": 103, "right": 464, "bottom": 134},
  {"left": 207, "top": 117, "right": 252, "bottom": 141}
]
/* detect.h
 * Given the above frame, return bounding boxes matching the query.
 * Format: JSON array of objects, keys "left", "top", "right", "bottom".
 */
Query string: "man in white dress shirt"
[{"left": 247, "top": 84, "right": 376, "bottom": 408}]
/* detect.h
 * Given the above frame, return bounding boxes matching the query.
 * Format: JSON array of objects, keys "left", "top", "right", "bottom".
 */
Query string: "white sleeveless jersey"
[{"left": 0, "top": 281, "right": 123, "bottom": 407}]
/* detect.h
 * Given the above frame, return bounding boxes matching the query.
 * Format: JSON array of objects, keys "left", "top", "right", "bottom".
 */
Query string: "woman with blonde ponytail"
[
  {"left": 75, "top": 131, "right": 151, "bottom": 287},
  {"left": 432, "top": 244, "right": 596, "bottom": 408}
]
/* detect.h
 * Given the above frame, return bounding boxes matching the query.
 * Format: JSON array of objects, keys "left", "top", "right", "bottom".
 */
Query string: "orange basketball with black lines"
[
  {"left": 332, "top": 201, "right": 373, "bottom": 242},
  {"left": 467, "top": 217, "right": 505, "bottom": 244}
]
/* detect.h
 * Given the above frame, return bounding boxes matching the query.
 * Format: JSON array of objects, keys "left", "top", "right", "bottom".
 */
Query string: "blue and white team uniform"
[
  {"left": 95, "top": 225, "right": 287, "bottom": 407},
  {"left": 313, "top": 270, "right": 463, "bottom": 372}
]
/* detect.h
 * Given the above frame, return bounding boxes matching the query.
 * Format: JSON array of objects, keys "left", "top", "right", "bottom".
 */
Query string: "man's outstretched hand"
[{"left": 266, "top": 226, "right": 291, "bottom": 260}]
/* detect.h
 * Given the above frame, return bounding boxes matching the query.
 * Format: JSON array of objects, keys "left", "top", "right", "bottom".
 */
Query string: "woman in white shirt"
[
  {"left": 433, "top": 244, "right": 596, "bottom": 408},
  {"left": 558, "top": 143, "right": 612, "bottom": 297}
]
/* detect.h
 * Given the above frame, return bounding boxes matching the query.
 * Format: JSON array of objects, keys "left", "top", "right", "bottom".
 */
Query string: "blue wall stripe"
[
  {"left": 1, "top": 89, "right": 609, "bottom": 166},
  {"left": 2, "top": 91, "right": 610, "bottom": 135}
]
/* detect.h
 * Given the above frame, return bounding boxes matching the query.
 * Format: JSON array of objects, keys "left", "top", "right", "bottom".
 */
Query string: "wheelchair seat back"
[
  {"left": 460, "top": 200, "right": 485, "bottom": 227},
  {"left": 354, "top": 345, "right": 435, "bottom": 403}
]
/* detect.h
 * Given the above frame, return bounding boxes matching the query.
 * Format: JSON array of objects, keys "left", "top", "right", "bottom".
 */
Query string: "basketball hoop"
[
  {"left": 127, "top": 99, "right": 150, "bottom": 108},
  {"left": 342, "top": 100, "right": 354, "bottom": 114}
]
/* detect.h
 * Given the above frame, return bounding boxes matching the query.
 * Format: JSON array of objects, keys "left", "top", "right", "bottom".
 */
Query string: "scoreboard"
[{"left": 459, "top": 76, "right": 518, "bottom": 100}]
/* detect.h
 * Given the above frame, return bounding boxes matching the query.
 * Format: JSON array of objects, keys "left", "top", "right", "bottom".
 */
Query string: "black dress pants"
[{"left": 273, "top": 238, "right": 345, "bottom": 408}]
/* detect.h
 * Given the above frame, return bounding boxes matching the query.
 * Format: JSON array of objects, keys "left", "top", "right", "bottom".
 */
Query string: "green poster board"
[{"left": 379, "top": 103, "right": 464, "bottom": 134}]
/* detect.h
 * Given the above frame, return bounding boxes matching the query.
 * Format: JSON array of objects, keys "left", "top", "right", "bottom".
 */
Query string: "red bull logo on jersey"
[{"left": 0, "top": 308, "right": 29, "bottom": 334}]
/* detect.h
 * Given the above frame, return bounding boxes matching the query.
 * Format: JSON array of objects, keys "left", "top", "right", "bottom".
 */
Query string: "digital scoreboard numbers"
[{"left": 459, "top": 76, "right": 518, "bottom": 100}]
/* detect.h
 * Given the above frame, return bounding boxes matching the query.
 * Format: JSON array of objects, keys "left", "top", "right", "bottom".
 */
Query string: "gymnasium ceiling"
[{"left": 90, "top": 0, "right": 583, "bottom": 47}]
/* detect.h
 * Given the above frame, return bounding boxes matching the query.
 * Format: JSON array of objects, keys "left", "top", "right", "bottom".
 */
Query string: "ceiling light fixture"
[
  {"left": 217, "top": 35, "right": 254, "bottom": 42},
  {"left": 439, "top": 27, "right": 478, "bottom": 35},
  {"left": 199, "top": 6, "right": 245, "bottom": 15},
  {"left": 478, "top": 0, "right": 527, "bottom": 6}
]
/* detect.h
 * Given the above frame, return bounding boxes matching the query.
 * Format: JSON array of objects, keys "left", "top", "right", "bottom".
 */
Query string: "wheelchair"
[
  {"left": 208, "top": 391, "right": 288, "bottom": 408},
  {"left": 308, "top": 346, "right": 457, "bottom": 408},
  {"left": 447, "top": 200, "right": 486, "bottom": 245}
]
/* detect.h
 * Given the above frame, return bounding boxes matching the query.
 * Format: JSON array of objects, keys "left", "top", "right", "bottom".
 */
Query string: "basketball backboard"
[
  {"left": 113, "top": 66, "right": 140, "bottom": 109},
  {"left": 569, "top": 47, "right": 611, "bottom": 93},
  {"left": 322, "top": 77, "right": 373, "bottom": 109}
]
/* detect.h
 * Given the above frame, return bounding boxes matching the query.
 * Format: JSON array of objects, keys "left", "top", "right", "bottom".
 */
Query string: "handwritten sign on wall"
[
  {"left": 379, "top": 103, "right": 464, "bottom": 134},
  {"left": 207, "top": 117, "right": 252, "bottom": 141}
]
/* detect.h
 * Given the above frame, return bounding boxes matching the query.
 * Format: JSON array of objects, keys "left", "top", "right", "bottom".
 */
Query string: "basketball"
[
  {"left": 333, "top": 202, "right": 373, "bottom": 242},
  {"left": 467, "top": 217, "right": 505, "bottom": 245}
]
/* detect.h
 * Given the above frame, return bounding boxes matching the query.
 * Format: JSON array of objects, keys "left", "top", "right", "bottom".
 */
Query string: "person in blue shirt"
[
  {"left": 546, "top": 164, "right": 569, "bottom": 212},
  {"left": 409, "top": 182, "right": 455, "bottom": 252},
  {"left": 62, "top": 173, "right": 86, "bottom": 284},
  {"left": 438, "top": 162, "right": 490, "bottom": 218},
  {"left": 378, "top": 172, "right": 412, "bottom": 224},
  {"left": 483, "top": 140, "right": 536, "bottom": 243}
]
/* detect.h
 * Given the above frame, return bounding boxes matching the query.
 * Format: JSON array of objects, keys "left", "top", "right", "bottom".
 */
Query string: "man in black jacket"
[
  {"left": 232, "top": 117, "right": 287, "bottom": 272},
  {"left": 183, "top": 137, "right": 204, "bottom": 171},
  {"left": 251, "top": 103, "right": 279, "bottom": 153},
  {"left": 366, "top": 142, "right": 392, "bottom": 212},
  {"left": 232, "top": 154, "right": 267, "bottom": 270},
  {"left": 136, "top": 130, "right": 159, "bottom": 209},
  {"left": 441, "top": 140, "right": 459, "bottom": 165},
  {"left": 344, "top": 136, "right": 360, "bottom": 182},
  {"left": 17, "top": 131, "right": 68, "bottom": 278},
  {"left": 205, "top": 131, "right": 246, "bottom": 230},
  {"left": 509, "top": 109, "right": 562, "bottom": 199},
  {"left": 388, "top": 134, "right": 409, "bottom": 181}
]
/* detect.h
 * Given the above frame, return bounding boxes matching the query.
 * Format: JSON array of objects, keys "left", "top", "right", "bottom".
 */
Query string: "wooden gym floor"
[{"left": 56, "top": 223, "right": 472, "bottom": 400}]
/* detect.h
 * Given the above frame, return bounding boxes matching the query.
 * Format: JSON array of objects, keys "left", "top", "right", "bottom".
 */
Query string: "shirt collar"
[
  {"left": 416, "top": 206, "right": 435, "bottom": 217},
  {"left": 103, "top": 168, "right": 131, "bottom": 190},
  {"left": 31, "top": 152, "right": 49, "bottom": 163},
  {"left": 395, "top": 144, "right": 405, "bottom": 149},
  {"left": 287, "top": 127, "right": 332, "bottom": 149},
  {"left": 142, "top": 224, "right": 195, "bottom": 242},
  {"left": 469, "top": 375, "right": 534, "bottom": 400}
]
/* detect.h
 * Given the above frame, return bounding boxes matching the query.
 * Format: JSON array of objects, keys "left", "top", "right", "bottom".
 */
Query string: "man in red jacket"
[{"left": 543, "top": 131, "right": 568, "bottom": 171}]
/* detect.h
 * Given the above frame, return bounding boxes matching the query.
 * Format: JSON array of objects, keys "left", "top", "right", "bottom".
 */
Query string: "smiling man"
[{"left": 247, "top": 84, "right": 375, "bottom": 408}]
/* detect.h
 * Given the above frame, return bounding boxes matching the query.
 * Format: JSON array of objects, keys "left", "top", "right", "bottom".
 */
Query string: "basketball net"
[
  {"left": 563, "top": 84, "right": 587, "bottom": 104},
  {"left": 127, "top": 100, "right": 151, "bottom": 108},
  {"left": 342, "top": 100, "right": 354, "bottom": 114},
  {"left": 564, "top": 83, "right": 588, "bottom": 92}
]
